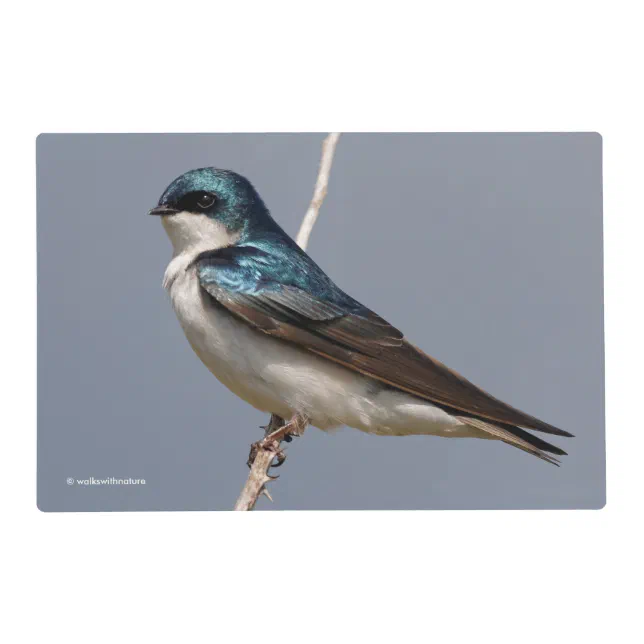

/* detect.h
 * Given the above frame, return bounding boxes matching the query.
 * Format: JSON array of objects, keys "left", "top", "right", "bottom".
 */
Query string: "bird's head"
[{"left": 150, "top": 168, "right": 272, "bottom": 254}]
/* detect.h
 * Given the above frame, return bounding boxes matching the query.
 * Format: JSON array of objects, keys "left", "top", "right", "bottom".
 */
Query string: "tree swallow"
[{"left": 150, "top": 168, "right": 572, "bottom": 465}]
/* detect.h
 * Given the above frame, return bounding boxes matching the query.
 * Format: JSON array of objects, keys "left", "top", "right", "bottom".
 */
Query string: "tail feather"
[
  {"left": 507, "top": 425, "right": 568, "bottom": 456},
  {"left": 459, "top": 417, "right": 565, "bottom": 466}
]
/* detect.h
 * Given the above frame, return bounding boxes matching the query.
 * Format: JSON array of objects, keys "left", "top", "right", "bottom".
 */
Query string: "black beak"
[{"left": 148, "top": 205, "right": 179, "bottom": 216}]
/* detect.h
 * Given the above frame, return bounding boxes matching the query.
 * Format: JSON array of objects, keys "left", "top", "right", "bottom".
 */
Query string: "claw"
[{"left": 271, "top": 448, "right": 287, "bottom": 468}]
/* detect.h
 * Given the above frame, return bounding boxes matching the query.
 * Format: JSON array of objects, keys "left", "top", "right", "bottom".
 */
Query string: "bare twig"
[
  {"left": 233, "top": 133, "right": 341, "bottom": 511},
  {"left": 296, "top": 133, "right": 341, "bottom": 251},
  {"left": 234, "top": 414, "right": 309, "bottom": 511},
  {"left": 233, "top": 414, "right": 283, "bottom": 511}
]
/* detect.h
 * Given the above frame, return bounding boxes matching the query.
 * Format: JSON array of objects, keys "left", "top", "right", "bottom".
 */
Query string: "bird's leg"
[
  {"left": 266, "top": 413, "right": 308, "bottom": 468},
  {"left": 247, "top": 413, "right": 308, "bottom": 469},
  {"left": 260, "top": 414, "right": 286, "bottom": 437},
  {"left": 285, "top": 413, "right": 308, "bottom": 438},
  {"left": 247, "top": 414, "right": 285, "bottom": 468},
  {"left": 264, "top": 413, "right": 308, "bottom": 444}
]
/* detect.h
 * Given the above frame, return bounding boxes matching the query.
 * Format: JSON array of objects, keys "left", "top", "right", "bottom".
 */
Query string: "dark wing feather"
[{"left": 196, "top": 246, "right": 572, "bottom": 445}]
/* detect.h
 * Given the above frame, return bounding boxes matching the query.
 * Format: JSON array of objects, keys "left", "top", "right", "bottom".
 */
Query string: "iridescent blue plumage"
[{"left": 197, "top": 242, "right": 365, "bottom": 313}]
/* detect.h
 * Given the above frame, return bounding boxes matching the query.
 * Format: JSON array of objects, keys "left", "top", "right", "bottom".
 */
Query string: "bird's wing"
[{"left": 196, "top": 245, "right": 572, "bottom": 444}]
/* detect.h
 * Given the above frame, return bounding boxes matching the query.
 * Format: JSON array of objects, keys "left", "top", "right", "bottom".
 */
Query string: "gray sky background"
[{"left": 37, "top": 133, "right": 604, "bottom": 511}]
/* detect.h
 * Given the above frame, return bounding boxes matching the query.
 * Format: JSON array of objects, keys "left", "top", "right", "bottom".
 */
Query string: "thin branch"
[
  {"left": 234, "top": 414, "right": 308, "bottom": 511},
  {"left": 234, "top": 133, "right": 341, "bottom": 510},
  {"left": 233, "top": 415, "right": 284, "bottom": 512},
  {"left": 295, "top": 132, "right": 341, "bottom": 250}
]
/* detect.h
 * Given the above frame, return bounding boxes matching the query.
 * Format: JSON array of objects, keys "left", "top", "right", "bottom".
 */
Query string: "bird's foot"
[
  {"left": 247, "top": 439, "right": 287, "bottom": 470},
  {"left": 271, "top": 447, "right": 287, "bottom": 468},
  {"left": 247, "top": 413, "right": 308, "bottom": 469}
]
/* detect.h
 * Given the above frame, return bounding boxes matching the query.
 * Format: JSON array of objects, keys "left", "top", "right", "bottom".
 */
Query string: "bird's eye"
[{"left": 196, "top": 192, "right": 216, "bottom": 209}]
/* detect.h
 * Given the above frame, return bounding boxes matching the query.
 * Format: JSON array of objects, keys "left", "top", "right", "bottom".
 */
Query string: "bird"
[{"left": 150, "top": 167, "right": 572, "bottom": 465}]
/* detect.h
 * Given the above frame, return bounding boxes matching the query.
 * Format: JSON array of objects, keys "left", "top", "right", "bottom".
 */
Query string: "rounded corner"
[{"left": 36, "top": 497, "right": 52, "bottom": 513}]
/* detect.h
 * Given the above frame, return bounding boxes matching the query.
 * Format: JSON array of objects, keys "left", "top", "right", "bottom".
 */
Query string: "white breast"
[{"left": 164, "top": 251, "right": 368, "bottom": 427}]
